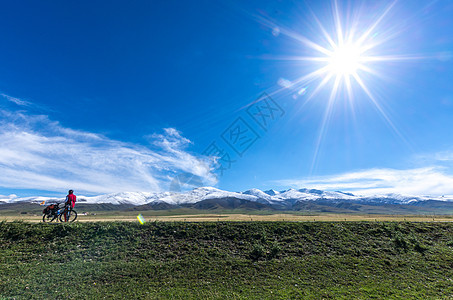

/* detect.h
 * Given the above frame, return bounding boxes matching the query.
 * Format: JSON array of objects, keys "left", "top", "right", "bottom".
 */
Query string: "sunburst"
[
  {"left": 276, "top": 1, "right": 405, "bottom": 103},
  {"left": 253, "top": 0, "right": 424, "bottom": 171}
]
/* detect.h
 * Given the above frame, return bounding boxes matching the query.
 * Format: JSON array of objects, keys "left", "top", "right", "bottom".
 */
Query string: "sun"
[{"left": 328, "top": 44, "right": 363, "bottom": 77}]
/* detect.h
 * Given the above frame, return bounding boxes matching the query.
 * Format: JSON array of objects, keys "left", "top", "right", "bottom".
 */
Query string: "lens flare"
[{"left": 137, "top": 214, "right": 146, "bottom": 224}]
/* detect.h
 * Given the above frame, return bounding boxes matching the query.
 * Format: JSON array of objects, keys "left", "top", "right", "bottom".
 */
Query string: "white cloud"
[
  {"left": 433, "top": 152, "right": 453, "bottom": 162},
  {"left": 414, "top": 150, "right": 453, "bottom": 163},
  {"left": 275, "top": 167, "right": 453, "bottom": 196},
  {"left": 0, "top": 110, "right": 216, "bottom": 195},
  {"left": 1, "top": 93, "right": 31, "bottom": 106}
]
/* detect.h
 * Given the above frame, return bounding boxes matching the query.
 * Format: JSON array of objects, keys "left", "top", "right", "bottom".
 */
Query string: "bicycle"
[
  {"left": 42, "top": 203, "right": 63, "bottom": 222},
  {"left": 42, "top": 203, "right": 77, "bottom": 223},
  {"left": 60, "top": 204, "right": 77, "bottom": 222}
]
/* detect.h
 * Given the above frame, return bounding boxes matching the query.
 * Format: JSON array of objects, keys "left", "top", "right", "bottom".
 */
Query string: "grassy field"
[
  {"left": 3, "top": 202, "right": 453, "bottom": 223},
  {"left": 1, "top": 221, "right": 453, "bottom": 299}
]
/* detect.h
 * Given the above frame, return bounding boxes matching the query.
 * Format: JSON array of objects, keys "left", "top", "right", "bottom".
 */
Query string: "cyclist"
[{"left": 64, "top": 190, "right": 77, "bottom": 222}]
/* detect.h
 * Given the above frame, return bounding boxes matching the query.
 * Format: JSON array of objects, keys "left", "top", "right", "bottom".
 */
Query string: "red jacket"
[{"left": 66, "top": 194, "right": 76, "bottom": 208}]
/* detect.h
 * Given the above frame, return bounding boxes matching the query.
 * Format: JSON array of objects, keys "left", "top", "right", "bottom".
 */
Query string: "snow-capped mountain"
[{"left": 1, "top": 187, "right": 453, "bottom": 208}]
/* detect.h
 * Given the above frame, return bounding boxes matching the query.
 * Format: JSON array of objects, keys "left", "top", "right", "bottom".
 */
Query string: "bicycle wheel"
[
  {"left": 42, "top": 214, "right": 58, "bottom": 222},
  {"left": 59, "top": 209, "right": 77, "bottom": 222}
]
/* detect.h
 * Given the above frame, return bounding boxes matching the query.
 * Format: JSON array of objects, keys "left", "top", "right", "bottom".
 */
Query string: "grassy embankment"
[{"left": 1, "top": 221, "right": 453, "bottom": 299}]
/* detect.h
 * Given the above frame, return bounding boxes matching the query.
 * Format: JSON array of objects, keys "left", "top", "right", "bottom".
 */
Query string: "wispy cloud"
[
  {"left": 427, "top": 151, "right": 453, "bottom": 162},
  {"left": 275, "top": 167, "right": 453, "bottom": 196},
  {"left": 0, "top": 110, "right": 216, "bottom": 195},
  {"left": 1, "top": 93, "right": 32, "bottom": 107}
]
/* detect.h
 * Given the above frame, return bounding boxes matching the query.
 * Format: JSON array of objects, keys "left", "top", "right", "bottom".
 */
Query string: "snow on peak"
[
  {"left": 242, "top": 189, "right": 272, "bottom": 200},
  {"left": 263, "top": 189, "right": 280, "bottom": 196},
  {"left": 0, "top": 194, "right": 62, "bottom": 204},
  {"left": 84, "top": 192, "right": 159, "bottom": 205},
  {"left": 2, "top": 187, "right": 452, "bottom": 206}
]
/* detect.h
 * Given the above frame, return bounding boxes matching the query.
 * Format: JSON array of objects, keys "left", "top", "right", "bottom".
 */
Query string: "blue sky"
[{"left": 1, "top": 0, "right": 453, "bottom": 197}]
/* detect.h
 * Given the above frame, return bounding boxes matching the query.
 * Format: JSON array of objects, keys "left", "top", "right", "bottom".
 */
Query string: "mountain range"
[{"left": 2, "top": 187, "right": 453, "bottom": 213}]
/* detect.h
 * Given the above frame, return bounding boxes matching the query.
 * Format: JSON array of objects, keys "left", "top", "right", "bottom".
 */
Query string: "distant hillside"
[{"left": 2, "top": 198, "right": 453, "bottom": 216}]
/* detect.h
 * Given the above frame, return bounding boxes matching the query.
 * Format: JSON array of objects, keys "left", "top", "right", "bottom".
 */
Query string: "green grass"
[{"left": 1, "top": 221, "right": 453, "bottom": 299}]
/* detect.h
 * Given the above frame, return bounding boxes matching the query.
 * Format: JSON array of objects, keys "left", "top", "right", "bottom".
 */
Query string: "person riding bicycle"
[{"left": 64, "top": 190, "right": 76, "bottom": 222}]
